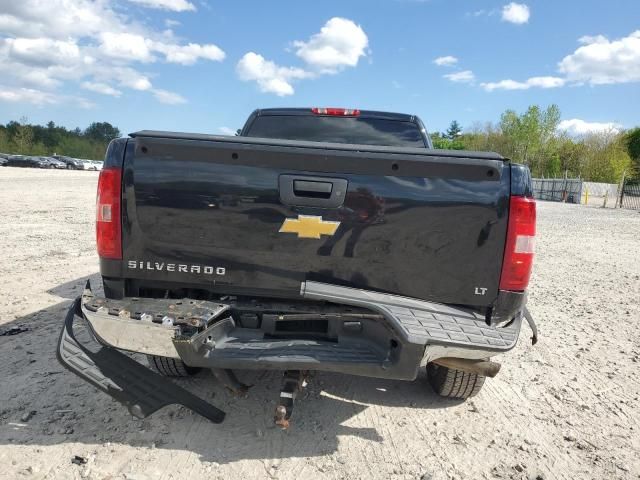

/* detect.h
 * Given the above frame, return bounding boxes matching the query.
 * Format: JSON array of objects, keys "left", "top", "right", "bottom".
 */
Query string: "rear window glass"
[{"left": 245, "top": 115, "right": 426, "bottom": 148}]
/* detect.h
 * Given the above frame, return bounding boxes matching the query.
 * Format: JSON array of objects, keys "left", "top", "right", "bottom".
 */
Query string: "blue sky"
[{"left": 1, "top": 0, "right": 639, "bottom": 137}]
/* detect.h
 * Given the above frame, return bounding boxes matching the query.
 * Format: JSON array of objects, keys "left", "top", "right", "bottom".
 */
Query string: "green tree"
[
  {"left": 12, "top": 117, "right": 34, "bottom": 154},
  {"left": 1, "top": 118, "right": 120, "bottom": 159},
  {"left": 43, "top": 121, "right": 61, "bottom": 151},
  {"left": 498, "top": 104, "right": 561, "bottom": 175},
  {"left": 430, "top": 131, "right": 464, "bottom": 150},
  {"left": 0, "top": 128, "right": 9, "bottom": 152},
  {"left": 84, "top": 122, "right": 121, "bottom": 143},
  {"left": 580, "top": 132, "right": 632, "bottom": 183},
  {"left": 445, "top": 120, "right": 462, "bottom": 140},
  {"left": 624, "top": 127, "right": 640, "bottom": 176}
]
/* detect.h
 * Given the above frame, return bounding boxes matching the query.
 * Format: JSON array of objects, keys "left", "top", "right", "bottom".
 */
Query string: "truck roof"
[{"left": 252, "top": 108, "right": 417, "bottom": 122}]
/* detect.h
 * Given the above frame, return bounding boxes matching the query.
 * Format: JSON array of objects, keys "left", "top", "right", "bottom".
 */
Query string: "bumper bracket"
[{"left": 57, "top": 296, "right": 225, "bottom": 423}]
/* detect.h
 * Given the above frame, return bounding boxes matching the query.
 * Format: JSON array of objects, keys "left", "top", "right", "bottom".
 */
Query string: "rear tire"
[
  {"left": 146, "top": 355, "right": 200, "bottom": 377},
  {"left": 426, "top": 362, "right": 485, "bottom": 399}
]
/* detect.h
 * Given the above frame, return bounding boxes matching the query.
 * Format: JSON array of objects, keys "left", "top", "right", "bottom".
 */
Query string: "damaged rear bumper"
[
  {"left": 57, "top": 281, "right": 530, "bottom": 423},
  {"left": 73, "top": 281, "right": 524, "bottom": 381},
  {"left": 57, "top": 294, "right": 225, "bottom": 423}
]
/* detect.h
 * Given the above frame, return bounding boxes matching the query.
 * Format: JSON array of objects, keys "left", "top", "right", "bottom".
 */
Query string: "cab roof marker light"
[{"left": 311, "top": 107, "right": 361, "bottom": 116}]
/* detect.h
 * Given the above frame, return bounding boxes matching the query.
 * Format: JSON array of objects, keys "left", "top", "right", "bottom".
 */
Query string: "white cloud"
[
  {"left": 153, "top": 41, "right": 225, "bottom": 65},
  {"left": 127, "top": 0, "right": 196, "bottom": 12},
  {"left": 0, "top": 84, "right": 93, "bottom": 108},
  {"left": 4, "top": 38, "right": 80, "bottom": 67},
  {"left": 218, "top": 126, "right": 236, "bottom": 135},
  {"left": 527, "top": 76, "right": 566, "bottom": 88},
  {"left": 294, "top": 17, "right": 368, "bottom": 73},
  {"left": 127, "top": 77, "right": 153, "bottom": 91},
  {"left": 98, "top": 33, "right": 226, "bottom": 65},
  {"left": 0, "top": 0, "right": 126, "bottom": 40},
  {"left": 165, "top": 19, "right": 181, "bottom": 28},
  {"left": 558, "top": 119, "right": 622, "bottom": 136},
  {"left": 237, "top": 52, "right": 312, "bottom": 96},
  {"left": 152, "top": 88, "right": 187, "bottom": 104},
  {"left": 481, "top": 76, "right": 565, "bottom": 91},
  {"left": 237, "top": 17, "right": 368, "bottom": 96},
  {"left": 0, "top": 85, "right": 59, "bottom": 105},
  {"left": 433, "top": 55, "right": 458, "bottom": 67},
  {"left": 501, "top": 3, "right": 530, "bottom": 24},
  {"left": 444, "top": 70, "right": 475, "bottom": 83},
  {"left": 19, "top": 70, "right": 62, "bottom": 89},
  {"left": 0, "top": 0, "right": 225, "bottom": 106},
  {"left": 558, "top": 30, "right": 640, "bottom": 85},
  {"left": 99, "top": 32, "right": 155, "bottom": 63},
  {"left": 81, "top": 81, "right": 122, "bottom": 97},
  {"left": 102, "top": 67, "right": 153, "bottom": 91}
]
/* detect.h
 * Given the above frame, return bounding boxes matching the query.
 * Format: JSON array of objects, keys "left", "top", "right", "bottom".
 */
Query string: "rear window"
[{"left": 245, "top": 115, "right": 426, "bottom": 148}]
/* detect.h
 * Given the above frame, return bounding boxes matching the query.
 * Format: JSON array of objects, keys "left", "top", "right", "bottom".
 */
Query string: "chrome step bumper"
[{"left": 75, "top": 281, "right": 523, "bottom": 380}]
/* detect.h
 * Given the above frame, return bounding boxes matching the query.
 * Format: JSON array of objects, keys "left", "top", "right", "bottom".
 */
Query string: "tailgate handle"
[
  {"left": 279, "top": 175, "right": 348, "bottom": 208},
  {"left": 293, "top": 180, "right": 332, "bottom": 198}
]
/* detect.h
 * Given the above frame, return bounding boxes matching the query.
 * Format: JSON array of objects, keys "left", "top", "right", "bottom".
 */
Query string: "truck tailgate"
[{"left": 121, "top": 132, "right": 510, "bottom": 307}]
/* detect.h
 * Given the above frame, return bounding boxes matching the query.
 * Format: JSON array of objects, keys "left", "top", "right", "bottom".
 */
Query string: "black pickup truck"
[{"left": 58, "top": 107, "right": 537, "bottom": 427}]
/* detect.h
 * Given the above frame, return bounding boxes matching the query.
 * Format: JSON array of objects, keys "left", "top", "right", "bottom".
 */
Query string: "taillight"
[
  {"left": 311, "top": 107, "right": 360, "bottom": 116},
  {"left": 96, "top": 167, "right": 122, "bottom": 259},
  {"left": 499, "top": 195, "right": 536, "bottom": 291}
]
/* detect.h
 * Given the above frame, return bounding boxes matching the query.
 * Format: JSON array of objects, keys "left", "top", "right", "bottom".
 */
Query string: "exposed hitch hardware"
[
  {"left": 432, "top": 358, "right": 502, "bottom": 378},
  {"left": 274, "top": 370, "right": 308, "bottom": 429}
]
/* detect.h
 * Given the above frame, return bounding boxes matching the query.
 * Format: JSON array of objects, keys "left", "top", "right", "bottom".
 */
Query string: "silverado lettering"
[{"left": 127, "top": 260, "right": 226, "bottom": 275}]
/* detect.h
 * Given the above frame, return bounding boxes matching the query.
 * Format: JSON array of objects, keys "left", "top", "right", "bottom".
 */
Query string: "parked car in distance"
[
  {"left": 79, "top": 159, "right": 103, "bottom": 171},
  {"left": 80, "top": 159, "right": 94, "bottom": 170},
  {"left": 6, "top": 155, "right": 39, "bottom": 168},
  {"left": 38, "top": 156, "right": 67, "bottom": 169},
  {"left": 53, "top": 155, "right": 85, "bottom": 169},
  {"left": 27, "top": 156, "right": 53, "bottom": 168}
]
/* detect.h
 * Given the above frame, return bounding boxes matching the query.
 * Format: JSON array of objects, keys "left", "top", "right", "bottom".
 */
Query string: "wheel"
[
  {"left": 146, "top": 355, "right": 200, "bottom": 377},
  {"left": 426, "top": 362, "right": 485, "bottom": 399}
]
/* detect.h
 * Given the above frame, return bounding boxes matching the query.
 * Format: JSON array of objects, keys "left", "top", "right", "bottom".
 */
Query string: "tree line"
[
  {"left": 0, "top": 118, "right": 121, "bottom": 160},
  {"left": 3, "top": 108, "right": 639, "bottom": 182},
  {"left": 431, "top": 105, "right": 639, "bottom": 183}
]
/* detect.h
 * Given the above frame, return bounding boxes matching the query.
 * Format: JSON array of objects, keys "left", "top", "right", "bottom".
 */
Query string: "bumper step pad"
[
  {"left": 302, "top": 281, "right": 521, "bottom": 351},
  {"left": 57, "top": 298, "right": 225, "bottom": 423}
]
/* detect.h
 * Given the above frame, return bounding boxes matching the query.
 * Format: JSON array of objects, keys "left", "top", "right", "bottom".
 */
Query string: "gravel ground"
[{"left": 0, "top": 167, "right": 638, "bottom": 480}]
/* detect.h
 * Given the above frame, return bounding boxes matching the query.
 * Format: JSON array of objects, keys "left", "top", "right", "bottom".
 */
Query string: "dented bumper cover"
[
  {"left": 57, "top": 281, "right": 530, "bottom": 422},
  {"left": 66, "top": 281, "right": 524, "bottom": 380}
]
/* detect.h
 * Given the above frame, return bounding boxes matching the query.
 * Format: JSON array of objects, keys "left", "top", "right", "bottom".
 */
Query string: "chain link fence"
[
  {"left": 532, "top": 178, "right": 583, "bottom": 204},
  {"left": 620, "top": 179, "right": 640, "bottom": 210},
  {"left": 531, "top": 176, "right": 640, "bottom": 210}
]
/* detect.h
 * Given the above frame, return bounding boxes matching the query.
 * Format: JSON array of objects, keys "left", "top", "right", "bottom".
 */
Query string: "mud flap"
[{"left": 57, "top": 297, "right": 225, "bottom": 423}]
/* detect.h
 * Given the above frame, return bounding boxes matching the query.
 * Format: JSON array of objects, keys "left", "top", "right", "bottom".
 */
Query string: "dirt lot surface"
[{"left": 0, "top": 167, "right": 638, "bottom": 480}]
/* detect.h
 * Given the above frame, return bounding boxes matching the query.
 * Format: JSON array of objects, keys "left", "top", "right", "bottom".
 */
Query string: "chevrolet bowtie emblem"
[{"left": 279, "top": 215, "right": 340, "bottom": 239}]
